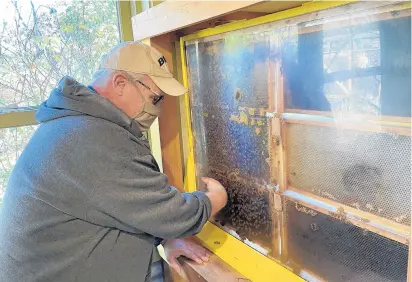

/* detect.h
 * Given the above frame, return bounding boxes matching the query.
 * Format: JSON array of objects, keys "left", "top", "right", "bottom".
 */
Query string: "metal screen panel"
[
  {"left": 285, "top": 200, "right": 409, "bottom": 282},
  {"left": 287, "top": 123, "right": 411, "bottom": 225}
]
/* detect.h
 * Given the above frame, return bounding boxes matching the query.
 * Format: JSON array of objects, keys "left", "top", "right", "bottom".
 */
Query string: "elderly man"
[{"left": 0, "top": 42, "right": 227, "bottom": 282}]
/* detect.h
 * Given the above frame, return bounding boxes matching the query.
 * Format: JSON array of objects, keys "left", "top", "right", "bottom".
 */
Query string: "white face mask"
[{"left": 132, "top": 92, "right": 161, "bottom": 131}]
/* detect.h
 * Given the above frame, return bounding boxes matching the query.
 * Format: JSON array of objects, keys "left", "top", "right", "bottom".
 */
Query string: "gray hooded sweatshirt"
[{"left": 0, "top": 77, "right": 211, "bottom": 282}]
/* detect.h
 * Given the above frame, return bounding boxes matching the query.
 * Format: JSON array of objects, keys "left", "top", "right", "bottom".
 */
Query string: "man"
[{"left": 0, "top": 41, "right": 228, "bottom": 281}]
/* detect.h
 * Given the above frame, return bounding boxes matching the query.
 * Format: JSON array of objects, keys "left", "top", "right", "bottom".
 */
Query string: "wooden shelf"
[{"left": 131, "top": 1, "right": 265, "bottom": 40}]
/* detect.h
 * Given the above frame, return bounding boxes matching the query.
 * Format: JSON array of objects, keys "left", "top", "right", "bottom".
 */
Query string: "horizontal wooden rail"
[
  {"left": 0, "top": 110, "right": 38, "bottom": 129},
  {"left": 281, "top": 112, "right": 411, "bottom": 136},
  {"left": 284, "top": 187, "right": 410, "bottom": 245}
]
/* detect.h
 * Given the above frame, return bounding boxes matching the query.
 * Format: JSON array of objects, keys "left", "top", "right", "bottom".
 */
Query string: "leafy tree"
[{"left": 0, "top": 0, "right": 120, "bottom": 203}]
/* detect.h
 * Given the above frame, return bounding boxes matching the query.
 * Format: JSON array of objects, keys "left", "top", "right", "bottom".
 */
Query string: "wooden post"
[
  {"left": 150, "top": 33, "right": 184, "bottom": 190},
  {"left": 272, "top": 33, "right": 289, "bottom": 264}
]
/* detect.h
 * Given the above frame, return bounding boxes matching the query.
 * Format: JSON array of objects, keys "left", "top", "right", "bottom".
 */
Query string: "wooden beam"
[
  {"left": 174, "top": 40, "right": 189, "bottom": 177},
  {"left": 285, "top": 109, "right": 412, "bottom": 123},
  {"left": 150, "top": 33, "right": 184, "bottom": 190},
  {"left": 117, "top": 0, "right": 134, "bottom": 41},
  {"left": 162, "top": 240, "right": 251, "bottom": 282},
  {"left": 177, "top": 253, "right": 251, "bottom": 282},
  {"left": 0, "top": 110, "right": 37, "bottom": 129},
  {"left": 131, "top": 1, "right": 264, "bottom": 40},
  {"left": 160, "top": 237, "right": 251, "bottom": 282},
  {"left": 282, "top": 112, "right": 412, "bottom": 136},
  {"left": 178, "top": 11, "right": 270, "bottom": 36}
]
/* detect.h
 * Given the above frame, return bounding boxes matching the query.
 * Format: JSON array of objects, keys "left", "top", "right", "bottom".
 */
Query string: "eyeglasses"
[{"left": 136, "top": 80, "right": 164, "bottom": 105}]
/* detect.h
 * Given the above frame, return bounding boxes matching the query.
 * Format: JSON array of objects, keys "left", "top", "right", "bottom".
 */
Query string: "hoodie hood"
[{"left": 36, "top": 76, "right": 142, "bottom": 138}]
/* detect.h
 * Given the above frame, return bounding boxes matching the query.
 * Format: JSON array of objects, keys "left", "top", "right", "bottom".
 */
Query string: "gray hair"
[{"left": 91, "top": 69, "right": 147, "bottom": 85}]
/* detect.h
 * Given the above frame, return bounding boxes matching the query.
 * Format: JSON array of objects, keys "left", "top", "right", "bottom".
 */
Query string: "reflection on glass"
[{"left": 283, "top": 15, "right": 411, "bottom": 117}]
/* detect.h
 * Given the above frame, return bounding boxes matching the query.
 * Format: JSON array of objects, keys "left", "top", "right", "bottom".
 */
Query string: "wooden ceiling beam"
[{"left": 131, "top": 1, "right": 265, "bottom": 40}]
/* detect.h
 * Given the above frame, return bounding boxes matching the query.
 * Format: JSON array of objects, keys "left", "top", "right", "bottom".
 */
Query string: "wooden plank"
[
  {"left": 242, "top": 1, "right": 307, "bottom": 14},
  {"left": 177, "top": 253, "right": 251, "bottom": 282},
  {"left": 182, "top": 1, "right": 394, "bottom": 44},
  {"left": 174, "top": 40, "right": 189, "bottom": 180},
  {"left": 271, "top": 36, "right": 290, "bottom": 264},
  {"left": 164, "top": 262, "right": 186, "bottom": 282},
  {"left": 117, "top": 1, "right": 134, "bottom": 41},
  {"left": 0, "top": 110, "right": 37, "bottom": 129},
  {"left": 131, "top": 1, "right": 264, "bottom": 40},
  {"left": 285, "top": 109, "right": 412, "bottom": 123},
  {"left": 141, "top": 39, "right": 164, "bottom": 172},
  {"left": 160, "top": 238, "right": 251, "bottom": 282},
  {"left": 282, "top": 114, "right": 412, "bottom": 136},
  {"left": 178, "top": 11, "right": 269, "bottom": 36},
  {"left": 285, "top": 187, "right": 410, "bottom": 245},
  {"left": 150, "top": 34, "right": 184, "bottom": 190},
  {"left": 267, "top": 35, "right": 280, "bottom": 259}
]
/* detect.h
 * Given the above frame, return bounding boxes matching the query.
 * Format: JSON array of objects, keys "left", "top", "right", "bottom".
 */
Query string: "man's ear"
[{"left": 112, "top": 73, "right": 128, "bottom": 96}]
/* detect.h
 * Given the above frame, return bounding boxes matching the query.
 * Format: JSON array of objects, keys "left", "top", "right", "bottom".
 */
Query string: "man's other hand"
[{"left": 163, "top": 238, "right": 210, "bottom": 276}]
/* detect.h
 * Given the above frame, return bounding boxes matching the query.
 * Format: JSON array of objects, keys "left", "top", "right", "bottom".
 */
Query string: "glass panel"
[
  {"left": 0, "top": 126, "right": 38, "bottom": 207},
  {"left": 0, "top": 0, "right": 119, "bottom": 111},
  {"left": 285, "top": 200, "right": 409, "bottom": 282},
  {"left": 282, "top": 10, "right": 411, "bottom": 117},
  {"left": 186, "top": 37, "right": 278, "bottom": 254}
]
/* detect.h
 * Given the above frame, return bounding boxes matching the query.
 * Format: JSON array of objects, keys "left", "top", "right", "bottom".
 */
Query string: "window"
[
  {"left": 0, "top": 0, "right": 121, "bottom": 206},
  {"left": 184, "top": 2, "right": 411, "bottom": 281},
  {"left": 282, "top": 14, "right": 411, "bottom": 117}
]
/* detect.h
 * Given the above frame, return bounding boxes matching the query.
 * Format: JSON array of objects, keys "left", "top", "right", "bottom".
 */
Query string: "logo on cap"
[{"left": 158, "top": 56, "right": 166, "bottom": 67}]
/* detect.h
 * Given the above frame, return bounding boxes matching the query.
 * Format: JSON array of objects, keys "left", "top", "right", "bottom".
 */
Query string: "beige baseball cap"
[{"left": 99, "top": 41, "right": 187, "bottom": 96}]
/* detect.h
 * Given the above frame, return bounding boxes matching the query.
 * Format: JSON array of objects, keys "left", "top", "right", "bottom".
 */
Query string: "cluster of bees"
[{"left": 210, "top": 168, "right": 274, "bottom": 248}]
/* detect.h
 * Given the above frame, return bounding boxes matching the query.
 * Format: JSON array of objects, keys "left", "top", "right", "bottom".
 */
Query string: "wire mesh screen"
[
  {"left": 286, "top": 123, "right": 411, "bottom": 225},
  {"left": 186, "top": 37, "right": 277, "bottom": 255},
  {"left": 285, "top": 200, "right": 409, "bottom": 282}
]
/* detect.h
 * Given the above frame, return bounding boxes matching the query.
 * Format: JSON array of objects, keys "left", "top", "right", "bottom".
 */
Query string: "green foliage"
[
  {"left": 0, "top": 0, "right": 119, "bottom": 108},
  {"left": 0, "top": 0, "right": 120, "bottom": 197}
]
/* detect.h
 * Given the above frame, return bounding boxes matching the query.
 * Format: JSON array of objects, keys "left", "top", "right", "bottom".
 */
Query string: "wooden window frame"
[{"left": 178, "top": 1, "right": 412, "bottom": 281}]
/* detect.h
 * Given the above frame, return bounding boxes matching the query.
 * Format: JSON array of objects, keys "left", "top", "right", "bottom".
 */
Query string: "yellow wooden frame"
[
  {"left": 0, "top": 110, "right": 37, "bottom": 129},
  {"left": 179, "top": 1, "right": 411, "bottom": 281}
]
